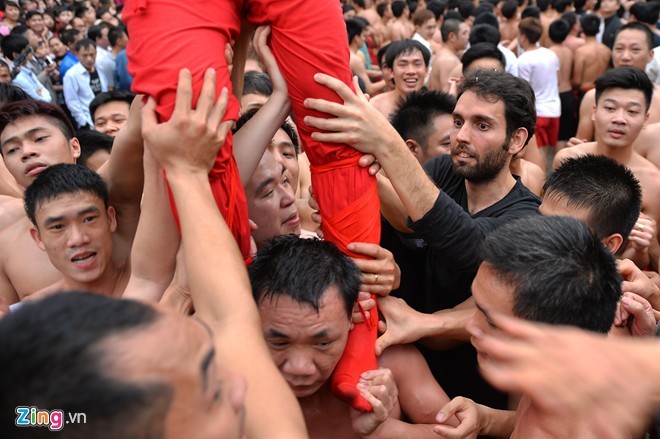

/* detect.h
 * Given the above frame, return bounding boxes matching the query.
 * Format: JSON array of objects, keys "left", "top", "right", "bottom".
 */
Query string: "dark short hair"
[
  {"left": 554, "top": 0, "right": 572, "bottom": 13},
  {"left": 75, "top": 4, "right": 93, "bottom": 18},
  {"left": 501, "top": 0, "right": 518, "bottom": 19},
  {"left": 108, "top": 25, "right": 127, "bottom": 47},
  {"left": 441, "top": 18, "right": 462, "bottom": 42},
  {"left": 461, "top": 42, "right": 505, "bottom": 74},
  {"left": 392, "top": 0, "right": 408, "bottom": 17},
  {"left": 595, "top": 66, "right": 653, "bottom": 111},
  {"left": 561, "top": 11, "right": 578, "bottom": 28},
  {"left": 615, "top": 21, "right": 654, "bottom": 51},
  {"left": 76, "top": 130, "right": 114, "bottom": 169},
  {"left": 581, "top": 13, "right": 601, "bottom": 36},
  {"left": 390, "top": 89, "right": 456, "bottom": 150},
  {"left": 0, "top": 34, "right": 28, "bottom": 61},
  {"left": 243, "top": 71, "right": 273, "bottom": 98},
  {"left": 24, "top": 164, "right": 109, "bottom": 225},
  {"left": 0, "top": 83, "right": 29, "bottom": 106},
  {"left": 426, "top": 0, "right": 448, "bottom": 19},
  {"left": 377, "top": 43, "right": 392, "bottom": 69},
  {"left": 234, "top": 107, "right": 300, "bottom": 154},
  {"left": 60, "top": 28, "right": 80, "bottom": 47},
  {"left": 25, "top": 10, "right": 43, "bottom": 21},
  {"left": 458, "top": 0, "right": 474, "bottom": 19},
  {"left": 549, "top": 18, "right": 571, "bottom": 43},
  {"left": 473, "top": 11, "right": 498, "bottom": 28},
  {"left": 87, "top": 23, "right": 110, "bottom": 43},
  {"left": 521, "top": 5, "right": 541, "bottom": 18},
  {"left": 10, "top": 24, "right": 31, "bottom": 38},
  {"left": 385, "top": 39, "right": 431, "bottom": 68},
  {"left": 0, "top": 99, "right": 75, "bottom": 144},
  {"left": 345, "top": 17, "right": 366, "bottom": 44},
  {"left": 249, "top": 235, "right": 361, "bottom": 318},
  {"left": 469, "top": 23, "right": 500, "bottom": 45},
  {"left": 0, "top": 292, "right": 172, "bottom": 435},
  {"left": 543, "top": 155, "right": 642, "bottom": 240},
  {"left": 537, "top": 0, "right": 551, "bottom": 12},
  {"left": 479, "top": 215, "right": 621, "bottom": 333},
  {"left": 89, "top": 90, "right": 135, "bottom": 120},
  {"left": 75, "top": 37, "right": 96, "bottom": 52},
  {"left": 458, "top": 69, "right": 536, "bottom": 145},
  {"left": 630, "top": 1, "right": 660, "bottom": 25}
]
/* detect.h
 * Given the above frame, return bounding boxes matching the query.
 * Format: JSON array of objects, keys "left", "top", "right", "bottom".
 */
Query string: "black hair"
[
  {"left": 473, "top": 11, "right": 499, "bottom": 28},
  {"left": 10, "top": 24, "right": 31, "bottom": 37},
  {"left": 549, "top": 18, "right": 571, "bottom": 43},
  {"left": 554, "top": 0, "right": 572, "bottom": 13},
  {"left": 108, "top": 25, "right": 126, "bottom": 47},
  {"left": 24, "top": 164, "right": 109, "bottom": 225},
  {"left": 345, "top": 17, "right": 366, "bottom": 44},
  {"left": 76, "top": 129, "right": 114, "bottom": 169},
  {"left": 0, "top": 292, "right": 172, "bottom": 436},
  {"left": 469, "top": 23, "right": 501, "bottom": 45},
  {"left": 461, "top": 42, "right": 506, "bottom": 73},
  {"left": 390, "top": 89, "right": 456, "bottom": 150},
  {"left": 249, "top": 235, "right": 361, "bottom": 318},
  {"left": 392, "top": 0, "right": 408, "bottom": 18},
  {"left": 89, "top": 90, "right": 135, "bottom": 120},
  {"left": 458, "top": 0, "right": 475, "bottom": 19},
  {"left": 458, "top": 69, "right": 536, "bottom": 145},
  {"left": 426, "top": 0, "right": 448, "bottom": 19},
  {"left": 595, "top": 66, "right": 653, "bottom": 111},
  {"left": 74, "top": 4, "right": 93, "bottom": 19},
  {"left": 234, "top": 107, "right": 300, "bottom": 154},
  {"left": 501, "top": 0, "right": 518, "bottom": 19},
  {"left": 574, "top": 0, "right": 587, "bottom": 12},
  {"left": 0, "top": 34, "right": 28, "bottom": 61},
  {"left": 543, "top": 155, "right": 642, "bottom": 240},
  {"left": 242, "top": 71, "right": 273, "bottom": 97},
  {"left": 376, "top": 2, "right": 390, "bottom": 17},
  {"left": 60, "top": 28, "right": 80, "bottom": 47},
  {"left": 561, "top": 11, "right": 577, "bottom": 28},
  {"left": 74, "top": 37, "right": 96, "bottom": 52},
  {"left": 87, "top": 23, "right": 110, "bottom": 43},
  {"left": 25, "top": 10, "right": 43, "bottom": 21},
  {"left": 441, "top": 17, "right": 462, "bottom": 42},
  {"left": 630, "top": 1, "right": 660, "bottom": 25},
  {"left": 0, "top": 83, "right": 28, "bottom": 105},
  {"left": 537, "top": 0, "right": 552, "bottom": 12},
  {"left": 377, "top": 42, "right": 392, "bottom": 69},
  {"left": 479, "top": 215, "right": 621, "bottom": 333},
  {"left": 353, "top": 0, "right": 366, "bottom": 8},
  {"left": 521, "top": 5, "right": 541, "bottom": 18},
  {"left": 0, "top": 99, "right": 75, "bottom": 142},
  {"left": 581, "top": 13, "right": 601, "bottom": 37},
  {"left": 443, "top": 10, "right": 463, "bottom": 21},
  {"left": 615, "top": 21, "right": 654, "bottom": 51},
  {"left": 385, "top": 39, "right": 431, "bottom": 68}
]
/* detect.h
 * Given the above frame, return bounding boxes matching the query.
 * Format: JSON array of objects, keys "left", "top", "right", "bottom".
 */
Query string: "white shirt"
[
  {"left": 517, "top": 47, "right": 561, "bottom": 118},
  {"left": 498, "top": 44, "right": 519, "bottom": 77},
  {"left": 12, "top": 63, "right": 52, "bottom": 102},
  {"left": 63, "top": 62, "right": 108, "bottom": 127}
]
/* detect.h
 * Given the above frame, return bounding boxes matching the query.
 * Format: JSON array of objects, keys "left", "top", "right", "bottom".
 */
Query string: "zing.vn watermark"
[{"left": 15, "top": 407, "right": 86, "bottom": 431}]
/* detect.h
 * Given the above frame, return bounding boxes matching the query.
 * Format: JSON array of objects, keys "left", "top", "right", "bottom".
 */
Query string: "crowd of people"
[{"left": 0, "top": 0, "right": 659, "bottom": 437}]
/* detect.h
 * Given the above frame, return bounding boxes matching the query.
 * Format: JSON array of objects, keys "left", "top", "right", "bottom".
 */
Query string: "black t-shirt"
[
  {"left": 381, "top": 154, "right": 541, "bottom": 409},
  {"left": 89, "top": 69, "right": 102, "bottom": 96}
]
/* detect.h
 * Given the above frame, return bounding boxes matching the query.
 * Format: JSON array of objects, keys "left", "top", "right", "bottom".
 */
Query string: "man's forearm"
[
  {"left": 419, "top": 308, "right": 474, "bottom": 350},
  {"left": 478, "top": 405, "right": 517, "bottom": 438}
]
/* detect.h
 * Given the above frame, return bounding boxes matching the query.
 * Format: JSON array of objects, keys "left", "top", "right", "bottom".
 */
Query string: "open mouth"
[
  {"left": 71, "top": 252, "right": 97, "bottom": 266},
  {"left": 25, "top": 163, "right": 47, "bottom": 176}
]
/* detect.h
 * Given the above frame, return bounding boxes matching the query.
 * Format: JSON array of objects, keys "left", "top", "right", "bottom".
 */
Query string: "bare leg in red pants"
[{"left": 124, "top": 0, "right": 380, "bottom": 412}]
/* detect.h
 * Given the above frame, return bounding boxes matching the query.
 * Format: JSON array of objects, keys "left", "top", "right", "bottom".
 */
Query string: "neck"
[
  {"left": 594, "top": 142, "right": 634, "bottom": 165},
  {"left": 61, "top": 263, "right": 123, "bottom": 297},
  {"left": 464, "top": 165, "right": 517, "bottom": 214},
  {"left": 111, "top": 45, "right": 122, "bottom": 56}
]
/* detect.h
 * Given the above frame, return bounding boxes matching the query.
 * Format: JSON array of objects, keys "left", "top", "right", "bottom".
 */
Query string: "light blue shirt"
[
  {"left": 63, "top": 62, "right": 108, "bottom": 128},
  {"left": 12, "top": 64, "right": 52, "bottom": 102}
]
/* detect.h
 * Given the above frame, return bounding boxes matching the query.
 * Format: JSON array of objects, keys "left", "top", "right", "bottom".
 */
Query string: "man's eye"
[{"left": 453, "top": 120, "right": 464, "bottom": 128}]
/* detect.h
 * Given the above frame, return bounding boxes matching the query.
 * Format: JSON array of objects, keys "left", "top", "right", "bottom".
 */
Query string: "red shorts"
[{"left": 535, "top": 116, "right": 560, "bottom": 148}]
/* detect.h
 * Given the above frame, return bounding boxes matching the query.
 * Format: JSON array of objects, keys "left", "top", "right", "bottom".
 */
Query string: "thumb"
[
  {"left": 141, "top": 96, "right": 159, "bottom": 136},
  {"left": 375, "top": 330, "right": 394, "bottom": 356},
  {"left": 436, "top": 398, "right": 464, "bottom": 424}
]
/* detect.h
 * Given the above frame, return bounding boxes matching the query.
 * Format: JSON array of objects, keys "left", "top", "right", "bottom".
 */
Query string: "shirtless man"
[
  {"left": 0, "top": 99, "right": 142, "bottom": 304},
  {"left": 428, "top": 19, "right": 469, "bottom": 92},
  {"left": 560, "top": 12, "right": 586, "bottom": 53},
  {"left": 388, "top": 1, "right": 414, "bottom": 41},
  {"left": 549, "top": 18, "right": 577, "bottom": 151},
  {"left": 348, "top": 18, "right": 387, "bottom": 96},
  {"left": 354, "top": 0, "right": 381, "bottom": 26},
  {"left": 554, "top": 67, "right": 660, "bottom": 255},
  {"left": 250, "top": 235, "right": 457, "bottom": 438},
  {"left": 572, "top": 14, "right": 610, "bottom": 102},
  {"left": 374, "top": 2, "right": 393, "bottom": 48},
  {"left": 576, "top": 22, "right": 660, "bottom": 141},
  {"left": 499, "top": 0, "right": 520, "bottom": 44},
  {"left": 538, "top": 0, "right": 559, "bottom": 47},
  {"left": 369, "top": 40, "right": 430, "bottom": 118}
]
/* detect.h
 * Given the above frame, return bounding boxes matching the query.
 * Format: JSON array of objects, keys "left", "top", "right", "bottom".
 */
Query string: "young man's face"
[
  {"left": 0, "top": 65, "right": 11, "bottom": 84},
  {"left": 592, "top": 87, "right": 649, "bottom": 150},
  {"left": 258, "top": 286, "right": 351, "bottom": 398},
  {"left": 58, "top": 10, "right": 74, "bottom": 27},
  {"left": 455, "top": 22, "right": 470, "bottom": 51},
  {"left": 392, "top": 49, "right": 428, "bottom": 94},
  {"left": 268, "top": 128, "right": 299, "bottom": 195},
  {"left": 246, "top": 150, "right": 301, "bottom": 249},
  {"left": 469, "top": 262, "right": 515, "bottom": 362},
  {"left": 599, "top": 0, "right": 620, "bottom": 16},
  {"left": 417, "top": 18, "right": 437, "bottom": 40},
  {"left": 612, "top": 29, "right": 653, "bottom": 70},
  {"left": 72, "top": 17, "right": 87, "bottom": 34},
  {"left": 93, "top": 100, "right": 130, "bottom": 137},
  {"left": 416, "top": 113, "right": 453, "bottom": 165},
  {"left": 27, "top": 14, "right": 45, "bottom": 34},
  {"left": 49, "top": 37, "right": 68, "bottom": 57},
  {"left": 0, "top": 115, "right": 81, "bottom": 189},
  {"left": 451, "top": 90, "right": 513, "bottom": 183},
  {"left": 77, "top": 45, "right": 97, "bottom": 71},
  {"left": 106, "top": 308, "right": 247, "bottom": 438},
  {"left": 29, "top": 191, "right": 116, "bottom": 286},
  {"left": 4, "top": 4, "right": 20, "bottom": 21}
]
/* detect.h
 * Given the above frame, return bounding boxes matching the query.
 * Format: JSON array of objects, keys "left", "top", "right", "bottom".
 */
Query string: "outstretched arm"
[{"left": 142, "top": 68, "right": 307, "bottom": 439}]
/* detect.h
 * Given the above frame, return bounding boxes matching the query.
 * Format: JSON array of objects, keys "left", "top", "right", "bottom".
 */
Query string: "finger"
[
  {"left": 303, "top": 100, "right": 350, "bottom": 120},
  {"left": 209, "top": 87, "right": 230, "bottom": 129},
  {"left": 196, "top": 68, "right": 217, "bottom": 118},
  {"left": 348, "top": 242, "right": 385, "bottom": 259},
  {"left": 313, "top": 72, "right": 359, "bottom": 103},
  {"left": 141, "top": 96, "right": 159, "bottom": 135},
  {"left": 435, "top": 398, "right": 464, "bottom": 423},
  {"left": 173, "top": 68, "right": 194, "bottom": 116},
  {"left": 375, "top": 330, "right": 396, "bottom": 356},
  {"left": 359, "top": 297, "right": 377, "bottom": 313},
  {"left": 352, "top": 75, "right": 369, "bottom": 103},
  {"left": 617, "top": 258, "right": 638, "bottom": 279},
  {"left": 310, "top": 130, "right": 353, "bottom": 144},
  {"left": 359, "top": 154, "right": 377, "bottom": 168},
  {"left": 224, "top": 42, "right": 233, "bottom": 68},
  {"left": 432, "top": 425, "right": 465, "bottom": 439},
  {"left": 369, "top": 162, "right": 381, "bottom": 176}
]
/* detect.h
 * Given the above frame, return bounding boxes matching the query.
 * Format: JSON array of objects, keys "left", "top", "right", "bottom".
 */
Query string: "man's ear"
[
  {"left": 604, "top": 233, "right": 624, "bottom": 254},
  {"left": 29, "top": 226, "right": 46, "bottom": 251},
  {"left": 591, "top": 103, "right": 597, "bottom": 122},
  {"left": 69, "top": 137, "right": 81, "bottom": 161},
  {"left": 507, "top": 127, "right": 528, "bottom": 156},
  {"left": 107, "top": 206, "right": 117, "bottom": 233},
  {"left": 405, "top": 138, "right": 422, "bottom": 158}
]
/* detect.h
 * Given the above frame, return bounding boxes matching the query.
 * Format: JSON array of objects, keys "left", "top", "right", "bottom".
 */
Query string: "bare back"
[
  {"left": 369, "top": 90, "right": 400, "bottom": 118},
  {"left": 550, "top": 44, "right": 574, "bottom": 92},
  {"left": 428, "top": 48, "right": 459, "bottom": 92},
  {"left": 572, "top": 40, "right": 610, "bottom": 91},
  {"left": 634, "top": 122, "right": 660, "bottom": 169}
]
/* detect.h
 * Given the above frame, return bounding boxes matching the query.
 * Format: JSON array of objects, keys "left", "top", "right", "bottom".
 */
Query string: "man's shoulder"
[
  {"left": 0, "top": 195, "right": 26, "bottom": 230},
  {"left": 554, "top": 142, "right": 595, "bottom": 165}
]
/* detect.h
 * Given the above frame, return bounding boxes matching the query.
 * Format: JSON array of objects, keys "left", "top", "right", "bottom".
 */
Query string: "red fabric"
[
  {"left": 535, "top": 116, "right": 560, "bottom": 148},
  {"left": 123, "top": 0, "right": 251, "bottom": 260},
  {"left": 125, "top": 0, "right": 381, "bottom": 411}
]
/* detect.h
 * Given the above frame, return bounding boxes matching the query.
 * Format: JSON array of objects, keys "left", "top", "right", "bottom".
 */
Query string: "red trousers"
[{"left": 124, "top": 0, "right": 381, "bottom": 411}]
